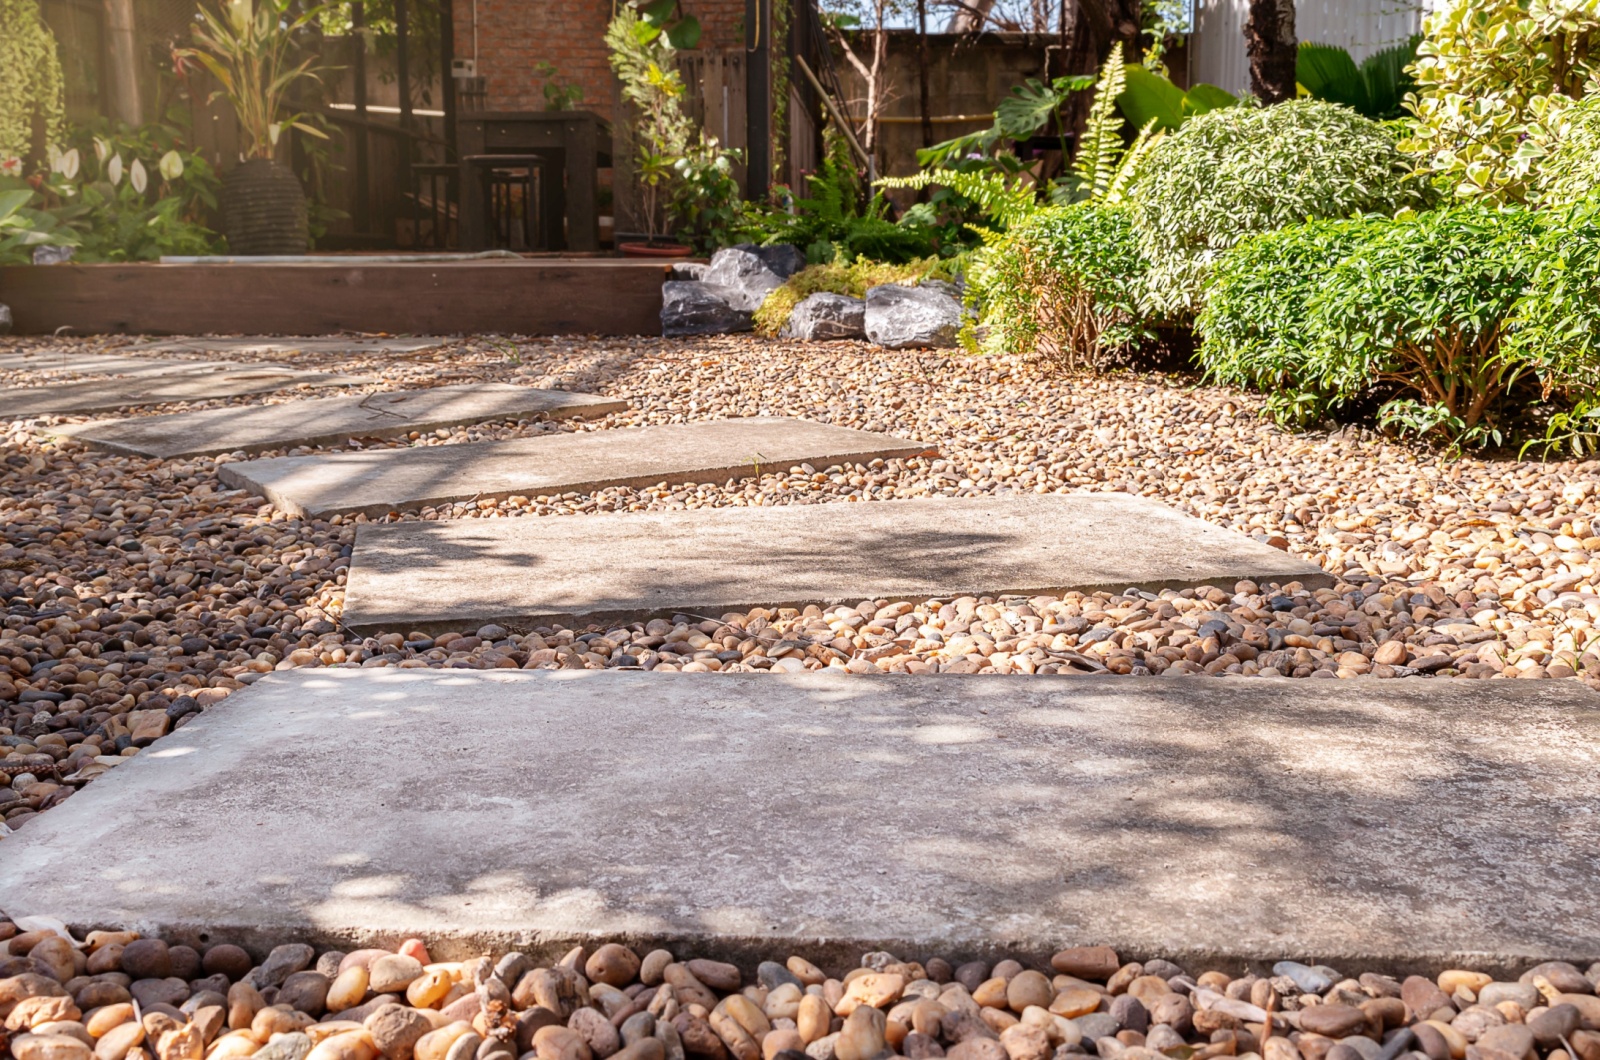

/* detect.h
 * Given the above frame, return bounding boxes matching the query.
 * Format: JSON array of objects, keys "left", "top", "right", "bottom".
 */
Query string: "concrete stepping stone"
[
  {"left": 341, "top": 493, "right": 1332, "bottom": 634},
  {"left": 122, "top": 336, "right": 445, "bottom": 356},
  {"left": 218, "top": 416, "right": 929, "bottom": 519},
  {"left": 0, "top": 352, "right": 230, "bottom": 376},
  {"left": 0, "top": 366, "right": 372, "bottom": 419},
  {"left": 3, "top": 668, "right": 1595, "bottom": 965},
  {"left": 53, "top": 384, "right": 627, "bottom": 459}
]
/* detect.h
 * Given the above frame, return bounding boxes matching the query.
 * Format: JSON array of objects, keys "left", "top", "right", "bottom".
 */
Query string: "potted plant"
[
  {"left": 180, "top": 0, "right": 330, "bottom": 255},
  {"left": 606, "top": 1, "right": 739, "bottom": 256}
]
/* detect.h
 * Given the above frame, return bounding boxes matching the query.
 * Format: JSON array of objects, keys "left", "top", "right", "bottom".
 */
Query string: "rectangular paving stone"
[
  {"left": 52, "top": 384, "right": 627, "bottom": 459},
  {"left": 0, "top": 367, "right": 372, "bottom": 419},
  {"left": 2, "top": 668, "right": 1595, "bottom": 972},
  {"left": 0, "top": 352, "right": 230, "bottom": 376},
  {"left": 217, "top": 417, "right": 931, "bottom": 519},
  {"left": 341, "top": 493, "right": 1333, "bottom": 635},
  {"left": 122, "top": 336, "right": 446, "bottom": 356}
]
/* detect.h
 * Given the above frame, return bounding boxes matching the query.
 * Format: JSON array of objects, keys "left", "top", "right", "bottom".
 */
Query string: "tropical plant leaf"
[
  {"left": 995, "top": 76, "right": 1092, "bottom": 139},
  {"left": 1297, "top": 42, "right": 1369, "bottom": 113},
  {"left": 1182, "top": 83, "right": 1239, "bottom": 115},
  {"left": 1118, "top": 65, "right": 1187, "bottom": 132},
  {"left": 664, "top": 15, "right": 701, "bottom": 49},
  {"left": 1358, "top": 37, "right": 1420, "bottom": 119}
]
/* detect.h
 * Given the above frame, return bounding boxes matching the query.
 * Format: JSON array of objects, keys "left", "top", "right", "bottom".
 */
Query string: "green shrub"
[
  {"left": 968, "top": 203, "right": 1151, "bottom": 369},
  {"left": 753, "top": 257, "right": 951, "bottom": 335},
  {"left": 1194, "top": 217, "right": 1365, "bottom": 426},
  {"left": 1399, "top": 0, "right": 1600, "bottom": 204},
  {"left": 1531, "top": 93, "right": 1600, "bottom": 208},
  {"left": 1198, "top": 205, "right": 1574, "bottom": 447},
  {"left": 1130, "top": 100, "right": 1426, "bottom": 318},
  {"left": 1506, "top": 198, "right": 1600, "bottom": 454}
]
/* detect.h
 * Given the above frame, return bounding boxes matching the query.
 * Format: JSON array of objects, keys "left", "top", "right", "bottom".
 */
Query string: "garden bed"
[{"left": 0, "top": 258, "right": 671, "bottom": 337}]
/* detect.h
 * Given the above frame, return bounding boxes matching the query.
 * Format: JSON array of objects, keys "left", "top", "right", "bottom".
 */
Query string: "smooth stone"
[
  {"left": 1298, "top": 1007, "right": 1368, "bottom": 1040},
  {"left": 1476, "top": 1026, "right": 1534, "bottom": 1059},
  {"left": 256, "top": 1035, "right": 315, "bottom": 1060},
  {"left": 366, "top": 1005, "right": 434, "bottom": 1060},
  {"left": 1530, "top": 1006, "right": 1581, "bottom": 1046},
  {"left": 1051, "top": 951, "right": 1120, "bottom": 983},
  {"left": 1108, "top": 997, "right": 1146, "bottom": 1035},
  {"left": 759, "top": 964, "right": 804, "bottom": 993},
  {"left": 1274, "top": 964, "right": 1334, "bottom": 996},
  {"left": 1074, "top": 1017, "right": 1120, "bottom": 1043},
  {"left": 253, "top": 945, "right": 316, "bottom": 990},
  {"left": 1478, "top": 985, "right": 1540, "bottom": 1011},
  {"left": 1522, "top": 965, "right": 1595, "bottom": 996}
]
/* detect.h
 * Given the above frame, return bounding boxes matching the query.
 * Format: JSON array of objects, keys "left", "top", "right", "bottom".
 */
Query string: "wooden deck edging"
[{"left": 0, "top": 260, "right": 670, "bottom": 337}]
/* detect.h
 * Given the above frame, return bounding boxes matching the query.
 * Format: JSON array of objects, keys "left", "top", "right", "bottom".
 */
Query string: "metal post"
[
  {"left": 745, "top": 0, "right": 771, "bottom": 198},
  {"left": 351, "top": 1, "right": 371, "bottom": 233}
]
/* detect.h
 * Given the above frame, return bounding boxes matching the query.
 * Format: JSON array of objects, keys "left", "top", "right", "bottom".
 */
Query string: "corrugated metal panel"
[{"left": 1188, "top": 0, "right": 1442, "bottom": 97}]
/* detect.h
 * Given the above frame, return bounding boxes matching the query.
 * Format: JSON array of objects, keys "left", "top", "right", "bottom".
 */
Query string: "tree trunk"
[
  {"left": 103, "top": 0, "right": 142, "bottom": 126},
  {"left": 1246, "top": 0, "right": 1297, "bottom": 104}
]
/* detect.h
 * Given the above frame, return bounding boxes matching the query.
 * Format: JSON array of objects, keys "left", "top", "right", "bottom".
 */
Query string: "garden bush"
[
  {"left": 1196, "top": 205, "right": 1588, "bottom": 448},
  {"left": 1530, "top": 92, "right": 1600, "bottom": 208},
  {"left": 1130, "top": 100, "right": 1426, "bottom": 317},
  {"left": 967, "top": 203, "right": 1151, "bottom": 369},
  {"left": 1400, "top": 0, "right": 1600, "bottom": 204}
]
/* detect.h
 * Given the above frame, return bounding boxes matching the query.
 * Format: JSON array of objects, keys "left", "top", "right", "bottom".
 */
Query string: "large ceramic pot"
[{"left": 221, "top": 158, "right": 309, "bottom": 255}]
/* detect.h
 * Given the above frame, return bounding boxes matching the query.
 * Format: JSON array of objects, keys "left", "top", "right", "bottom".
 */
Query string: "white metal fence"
[{"left": 1187, "top": 0, "right": 1446, "bottom": 96}]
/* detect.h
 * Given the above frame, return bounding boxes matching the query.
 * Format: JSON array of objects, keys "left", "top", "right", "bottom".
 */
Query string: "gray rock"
[
  {"left": 32, "top": 245, "right": 74, "bottom": 265},
  {"left": 864, "top": 284, "right": 963, "bottom": 349},
  {"left": 1273, "top": 961, "right": 1334, "bottom": 995},
  {"left": 918, "top": 278, "right": 963, "bottom": 300},
  {"left": 782, "top": 292, "right": 866, "bottom": 341},
  {"left": 251, "top": 942, "right": 315, "bottom": 988},
  {"left": 702, "top": 243, "right": 804, "bottom": 311},
  {"left": 1073, "top": 1014, "right": 1120, "bottom": 1042},
  {"left": 660, "top": 281, "right": 753, "bottom": 338},
  {"left": 758, "top": 961, "right": 804, "bottom": 991},
  {"left": 1477, "top": 983, "right": 1539, "bottom": 1010},
  {"left": 669, "top": 262, "right": 708, "bottom": 281},
  {"left": 0, "top": 303, "right": 11, "bottom": 335}
]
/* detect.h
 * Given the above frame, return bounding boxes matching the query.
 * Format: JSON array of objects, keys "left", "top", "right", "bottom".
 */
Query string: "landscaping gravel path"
[
  {"left": 1, "top": 925, "right": 1597, "bottom": 1060},
  {"left": 2, "top": 333, "right": 1599, "bottom": 834}
]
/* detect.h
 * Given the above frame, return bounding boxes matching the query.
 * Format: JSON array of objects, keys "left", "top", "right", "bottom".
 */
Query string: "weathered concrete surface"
[
  {"left": 0, "top": 367, "right": 370, "bottom": 418},
  {"left": 0, "top": 352, "right": 229, "bottom": 376},
  {"left": 53, "top": 384, "right": 627, "bottom": 458},
  {"left": 219, "top": 417, "right": 931, "bottom": 519},
  {"left": 2, "top": 669, "right": 1595, "bottom": 973},
  {"left": 122, "top": 336, "right": 444, "bottom": 356},
  {"left": 342, "top": 493, "right": 1331, "bottom": 634}
]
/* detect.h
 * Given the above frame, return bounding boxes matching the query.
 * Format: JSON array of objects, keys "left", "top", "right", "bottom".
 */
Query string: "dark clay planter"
[{"left": 221, "top": 158, "right": 309, "bottom": 256}]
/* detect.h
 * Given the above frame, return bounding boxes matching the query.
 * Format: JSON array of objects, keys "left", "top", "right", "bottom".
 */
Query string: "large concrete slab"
[
  {"left": 52, "top": 384, "right": 627, "bottom": 458},
  {"left": 341, "top": 493, "right": 1332, "bottom": 635},
  {"left": 0, "top": 367, "right": 372, "bottom": 418},
  {"left": 2, "top": 668, "right": 1595, "bottom": 973},
  {"left": 218, "top": 417, "right": 932, "bottom": 519},
  {"left": 0, "top": 352, "right": 230, "bottom": 376},
  {"left": 122, "top": 336, "right": 445, "bottom": 356}
]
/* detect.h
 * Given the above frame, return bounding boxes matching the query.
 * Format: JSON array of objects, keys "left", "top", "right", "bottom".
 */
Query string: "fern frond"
[
  {"left": 877, "top": 169, "right": 1038, "bottom": 230},
  {"left": 1103, "top": 120, "right": 1162, "bottom": 205},
  {"left": 1072, "top": 48, "right": 1129, "bottom": 201}
]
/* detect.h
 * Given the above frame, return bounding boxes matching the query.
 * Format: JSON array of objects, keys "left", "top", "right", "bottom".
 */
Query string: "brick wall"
[{"left": 453, "top": 0, "right": 747, "bottom": 115}]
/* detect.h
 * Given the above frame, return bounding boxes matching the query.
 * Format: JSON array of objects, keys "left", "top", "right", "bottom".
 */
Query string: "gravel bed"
[
  {"left": 1, "top": 922, "right": 1597, "bottom": 1060},
  {"left": 2, "top": 333, "right": 1600, "bottom": 835}
]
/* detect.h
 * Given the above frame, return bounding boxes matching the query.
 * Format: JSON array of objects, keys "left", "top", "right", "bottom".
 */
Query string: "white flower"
[
  {"left": 61, "top": 148, "right": 80, "bottom": 180},
  {"left": 93, "top": 137, "right": 109, "bottom": 164},
  {"left": 107, "top": 154, "right": 124, "bottom": 186},
  {"left": 130, "top": 158, "right": 148, "bottom": 194},
  {"left": 158, "top": 150, "right": 184, "bottom": 181},
  {"left": 268, "top": 123, "right": 282, "bottom": 146}
]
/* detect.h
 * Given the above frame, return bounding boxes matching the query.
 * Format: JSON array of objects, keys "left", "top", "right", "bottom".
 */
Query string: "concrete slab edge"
[
  {"left": 53, "top": 396, "right": 630, "bottom": 460},
  {"left": 342, "top": 568, "right": 1338, "bottom": 636},
  {"left": 231, "top": 441, "right": 939, "bottom": 519}
]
